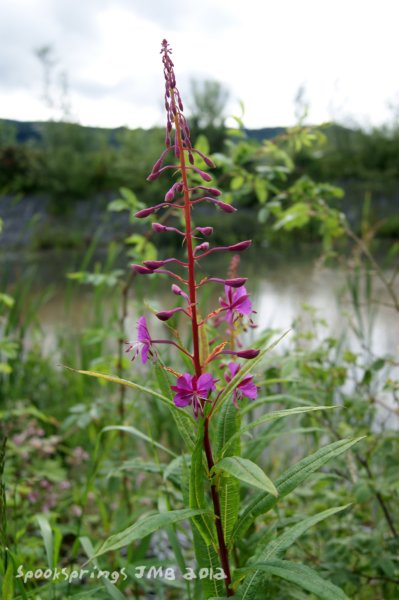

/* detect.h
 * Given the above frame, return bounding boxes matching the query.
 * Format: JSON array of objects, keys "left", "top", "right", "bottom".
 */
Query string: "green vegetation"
[
  {"left": 0, "top": 109, "right": 398, "bottom": 598},
  {"left": 1, "top": 115, "right": 399, "bottom": 235}
]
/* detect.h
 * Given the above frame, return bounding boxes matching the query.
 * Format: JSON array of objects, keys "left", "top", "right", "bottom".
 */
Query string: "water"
[{"left": 4, "top": 246, "right": 398, "bottom": 359}]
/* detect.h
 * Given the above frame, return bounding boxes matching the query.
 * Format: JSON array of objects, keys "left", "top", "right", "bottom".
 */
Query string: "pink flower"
[
  {"left": 225, "top": 362, "right": 257, "bottom": 406},
  {"left": 171, "top": 373, "right": 217, "bottom": 418},
  {"left": 219, "top": 285, "right": 252, "bottom": 324},
  {"left": 125, "top": 317, "right": 157, "bottom": 364}
]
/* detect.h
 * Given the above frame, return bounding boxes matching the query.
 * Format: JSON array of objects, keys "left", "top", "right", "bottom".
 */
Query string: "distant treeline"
[{"left": 1, "top": 118, "right": 399, "bottom": 212}]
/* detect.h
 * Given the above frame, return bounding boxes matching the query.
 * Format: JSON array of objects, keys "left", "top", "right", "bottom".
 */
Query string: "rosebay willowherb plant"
[{"left": 75, "top": 41, "right": 363, "bottom": 599}]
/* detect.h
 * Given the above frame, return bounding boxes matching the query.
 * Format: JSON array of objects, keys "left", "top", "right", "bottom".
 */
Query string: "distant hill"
[
  {"left": 0, "top": 118, "right": 131, "bottom": 145},
  {"left": 0, "top": 118, "right": 290, "bottom": 145},
  {"left": 0, "top": 118, "right": 358, "bottom": 148},
  {"left": 244, "top": 127, "right": 286, "bottom": 141}
]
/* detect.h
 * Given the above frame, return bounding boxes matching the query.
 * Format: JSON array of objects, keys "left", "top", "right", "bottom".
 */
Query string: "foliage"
[{"left": 0, "top": 42, "right": 398, "bottom": 600}]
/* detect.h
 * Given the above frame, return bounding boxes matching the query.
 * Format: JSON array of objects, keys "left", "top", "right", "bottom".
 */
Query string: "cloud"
[{"left": 1, "top": 0, "right": 398, "bottom": 128}]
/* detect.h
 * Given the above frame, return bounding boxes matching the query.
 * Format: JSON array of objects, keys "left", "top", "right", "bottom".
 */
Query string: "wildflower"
[
  {"left": 219, "top": 284, "right": 252, "bottom": 324},
  {"left": 59, "top": 480, "right": 72, "bottom": 491},
  {"left": 171, "top": 373, "right": 217, "bottom": 418},
  {"left": 224, "top": 362, "right": 257, "bottom": 406},
  {"left": 125, "top": 316, "right": 157, "bottom": 364},
  {"left": 67, "top": 446, "right": 90, "bottom": 465}
]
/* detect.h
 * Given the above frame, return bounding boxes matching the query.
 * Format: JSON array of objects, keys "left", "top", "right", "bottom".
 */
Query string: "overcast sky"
[{"left": 1, "top": 0, "right": 398, "bottom": 129}]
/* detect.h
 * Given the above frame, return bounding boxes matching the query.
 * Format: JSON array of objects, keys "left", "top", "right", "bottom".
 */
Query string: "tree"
[{"left": 188, "top": 79, "right": 229, "bottom": 151}]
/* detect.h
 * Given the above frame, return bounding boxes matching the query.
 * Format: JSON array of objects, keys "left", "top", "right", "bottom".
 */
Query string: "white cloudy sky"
[{"left": 1, "top": 0, "right": 398, "bottom": 129}]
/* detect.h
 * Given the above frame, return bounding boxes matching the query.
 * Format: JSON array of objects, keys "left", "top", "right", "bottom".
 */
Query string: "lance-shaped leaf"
[
  {"left": 238, "top": 505, "right": 350, "bottom": 599},
  {"left": 80, "top": 537, "right": 126, "bottom": 600},
  {"left": 213, "top": 457, "right": 278, "bottom": 496},
  {"left": 221, "top": 405, "right": 334, "bottom": 456},
  {"left": 259, "top": 504, "right": 350, "bottom": 561},
  {"left": 102, "top": 425, "right": 177, "bottom": 458},
  {"left": 215, "top": 400, "right": 241, "bottom": 546},
  {"left": 64, "top": 368, "right": 189, "bottom": 415},
  {"left": 237, "top": 560, "right": 349, "bottom": 600},
  {"left": 189, "top": 431, "right": 217, "bottom": 546},
  {"left": 232, "top": 437, "right": 364, "bottom": 541},
  {"left": 66, "top": 366, "right": 197, "bottom": 450},
  {"left": 93, "top": 509, "right": 208, "bottom": 558}
]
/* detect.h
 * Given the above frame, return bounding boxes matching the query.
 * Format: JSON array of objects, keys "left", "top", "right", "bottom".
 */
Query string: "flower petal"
[
  {"left": 197, "top": 373, "right": 217, "bottom": 395},
  {"left": 141, "top": 343, "right": 150, "bottom": 364},
  {"left": 172, "top": 393, "right": 192, "bottom": 407},
  {"left": 137, "top": 316, "right": 150, "bottom": 343},
  {"left": 238, "top": 380, "right": 258, "bottom": 399}
]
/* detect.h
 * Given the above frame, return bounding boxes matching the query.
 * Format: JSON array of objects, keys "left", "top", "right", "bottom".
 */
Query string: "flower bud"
[
  {"left": 171, "top": 284, "right": 189, "bottom": 301},
  {"left": 191, "top": 186, "right": 221, "bottom": 197},
  {"left": 152, "top": 157, "right": 163, "bottom": 173},
  {"left": 192, "top": 167, "right": 212, "bottom": 182},
  {"left": 143, "top": 260, "right": 165, "bottom": 270},
  {"left": 194, "top": 242, "right": 209, "bottom": 254},
  {"left": 215, "top": 200, "right": 237, "bottom": 213},
  {"left": 152, "top": 223, "right": 167, "bottom": 232},
  {"left": 227, "top": 240, "right": 252, "bottom": 251},
  {"left": 132, "top": 264, "right": 154, "bottom": 274},
  {"left": 135, "top": 206, "right": 156, "bottom": 218},
  {"left": 165, "top": 187, "right": 175, "bottom": 202},
  {"left": 194, "top": 149, "right": 216, "bottom": 168},
  {"left": 156, "top": 307, "right": 184, "bottom": 321},
  {"left": 224, "top": 278, "right": 247, "bottom": 288},
  {"left": 235, "top": 349, "right": 260, "bottom": 359},
  {"left": 164, "top": 182, "right": 183, "bottom": 202},
  {"left": 196, "top": 227, "right": 213, "bottom": 236},
  {"left": 171, "top": 284, "right": 182, "bottom": 295}
]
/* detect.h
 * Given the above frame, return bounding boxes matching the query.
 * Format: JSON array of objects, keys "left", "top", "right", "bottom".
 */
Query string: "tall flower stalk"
[
  {"left": 128, "top": 39, "right": 261, "bottom": 596},
  {"left": 71, "top": 39, "right": 363, "bottom": 600}
]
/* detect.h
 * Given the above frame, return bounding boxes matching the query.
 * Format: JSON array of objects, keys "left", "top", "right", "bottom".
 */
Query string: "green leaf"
[
  {"left": 232, "top": 437, "right": 364, "bottom": 541},
  {"left": 263, "top": 504, "right": 350, "bottom": 560},
  {"left": 1, "top": 561, "right": 13, "bottom": 600},
  {"left": 0, "top": 293, "right": 14, "bottom": 308},
  {"left": 108, "top": 199, "right": 130, "bottom": 212},
  {"left": 194, "top": 134, "right": 210, "bottom": 157},
  {"left": 239, "top": 505, "right": 350, "bottom": 598},
  {"left": 64, "top": 367, "right": 195, "bottom": 426},
  {"left": 213, "top": 457, "right": 278, "bottom": 496},
  {"left": 215, "top": 401, "right": 241, "bottom": 545},
  {"left": 93, "top": 509, "right": 208, "bottom": 558},
  {"left": 231, "top": 175, "right": 244, "bottom": 190},
  {"left": 192, "top": 528, "right": 226, "bottom": 598},
  {"left": 101, "top": 425, "right": 177, "bottom": 458},
  {"left": 106, "top": 459, "right": 165, "bottom": 478},
  {"left": 80, "top": 537, "right": 126, "bottom": 600},
  {"left": 213, "top": 331, "right": 290, "bottom": 417},
  {"left": 254, "top": 178, "right": 268, "bottom": 204},
  {"left": 189, "top": 432, "right": 217, "bottom": 546},
  {"left": 158, "top": 494, "right": 189, "bottom": 588},
  {"left": 36, "top": 515, "right": 54, "bottom": 569},
  {"left": 221, "top": 405, "right": 333, "bottom": 456},
  {"left": 238, "top": 560, "right": 349, "bottom": 600}
]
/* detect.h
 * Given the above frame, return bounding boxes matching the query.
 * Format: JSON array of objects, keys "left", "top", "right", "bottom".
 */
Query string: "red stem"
[{"left": 174, "top": 109, "right": 234, "bottom": 596}]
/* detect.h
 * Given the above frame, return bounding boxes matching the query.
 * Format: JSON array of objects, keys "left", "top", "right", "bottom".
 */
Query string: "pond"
[{"left": 4, "top": 246, "right": 398, "bottom": 360}]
